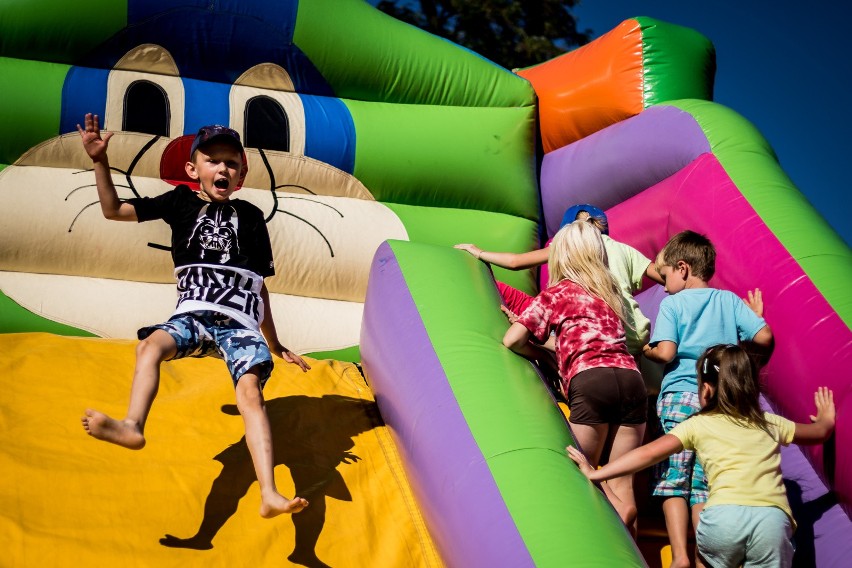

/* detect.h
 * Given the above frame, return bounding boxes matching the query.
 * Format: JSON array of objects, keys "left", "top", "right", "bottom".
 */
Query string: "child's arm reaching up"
[
  {"left": 793, "top": 387, "right": 836, "bottom": 444},
  {"left": 77, "top": 113, "right": 138, "bottom": 222},
  {"left": 744, "top": 288, "right": 764, "bottom": 317},
  {"left": 260, "top": 283, "right": 311, "bottom": 372}
]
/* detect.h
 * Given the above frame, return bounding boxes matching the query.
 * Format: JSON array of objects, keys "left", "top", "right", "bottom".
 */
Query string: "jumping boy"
[
  {"left": 642, "top": 230, "right": 772, "bottom": 568},
  {"left": 78, "top": 113, "right": 310, "bottom": 518}
]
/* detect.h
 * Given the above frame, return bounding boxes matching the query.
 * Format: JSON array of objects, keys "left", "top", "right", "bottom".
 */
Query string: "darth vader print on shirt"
[{"left": 189, "top": 203, "right": 240, "bottom": 265}]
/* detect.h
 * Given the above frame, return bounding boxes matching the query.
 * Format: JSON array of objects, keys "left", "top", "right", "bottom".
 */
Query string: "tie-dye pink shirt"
[{"left": 517, "top": 279, "right": 637, "bottom": 385}]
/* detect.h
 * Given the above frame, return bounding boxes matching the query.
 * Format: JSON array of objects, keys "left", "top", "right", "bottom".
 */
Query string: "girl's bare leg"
[
  {"left": 236, "top": 370, "right": 308, "bottom": 517},
  {"left": 570, "top": 422, "right": 609, "bottom": 467},
  {"left": 692, "top": 502, "right": 706, "bottom": 567},
  {"left": 81, "top": 330, "right": 176, "bottom": 449},
  {"left": 663, "top": 497, "right": 692, "bottom": 568},
  {"left": 604, "top": 423, "right": 645, "bottom": 537}
]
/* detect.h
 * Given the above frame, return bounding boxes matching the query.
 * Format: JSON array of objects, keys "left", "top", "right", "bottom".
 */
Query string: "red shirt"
[{"left": 517, "top": 280, "right": 637, "bottom": 385}]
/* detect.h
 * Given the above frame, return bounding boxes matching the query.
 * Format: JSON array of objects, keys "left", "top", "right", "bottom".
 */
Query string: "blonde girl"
[
  {"left": 504, "top": 220, "right": 646, "bottom": 532},
  {"left": 569, "top": 344, "right": 835, "bottom": 567},
  {"left": 456, "top": 205, "right": 663, "bottom": 356}
]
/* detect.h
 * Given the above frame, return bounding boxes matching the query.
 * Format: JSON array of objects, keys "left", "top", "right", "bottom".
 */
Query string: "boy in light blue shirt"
[{"left": 643, "top": 230, "right": 772, "bottom": 568}]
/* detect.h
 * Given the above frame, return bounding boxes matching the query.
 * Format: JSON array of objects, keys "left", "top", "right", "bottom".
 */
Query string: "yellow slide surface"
[{"left": 0, "top": 333, "right": 442, "bottom": 567}]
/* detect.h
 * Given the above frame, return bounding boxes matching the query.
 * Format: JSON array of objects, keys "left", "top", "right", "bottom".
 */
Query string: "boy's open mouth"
[{"left": 213, "top": 179, "right": 229, "bottom": 189}]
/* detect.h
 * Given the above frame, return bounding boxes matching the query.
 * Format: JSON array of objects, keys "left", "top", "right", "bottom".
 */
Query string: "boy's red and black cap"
[
  {"left": 189, "top": 124, "right": 245, "bottom": 157},
  {"left": 160, "top": 126, "right": 248, "bottom": 191}
]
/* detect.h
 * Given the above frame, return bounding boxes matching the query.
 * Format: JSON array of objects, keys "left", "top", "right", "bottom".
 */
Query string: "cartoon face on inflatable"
[
  {"left": 0, "top": 0, "right": 539, "bottom": 353},
  {"left": 0, "top": 36, "right": 407, "bottom": 347}
]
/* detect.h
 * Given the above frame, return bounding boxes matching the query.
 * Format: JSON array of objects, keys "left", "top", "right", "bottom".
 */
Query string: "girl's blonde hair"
[
  {"left": 547, "top": 221, "right": 626, "bottom": 323},
  {"left": 697, "top": 344, "right": 770, "bottom": 433}
]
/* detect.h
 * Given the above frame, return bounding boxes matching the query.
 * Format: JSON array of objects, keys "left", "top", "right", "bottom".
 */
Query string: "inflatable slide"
[{"left": 1, "top": 1, "right": 849, "bottom": 566}]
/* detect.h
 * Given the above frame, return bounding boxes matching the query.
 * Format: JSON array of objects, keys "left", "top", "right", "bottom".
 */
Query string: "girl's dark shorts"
[{"left": 567, "top": 367, "right": 647, "bottom": 425}]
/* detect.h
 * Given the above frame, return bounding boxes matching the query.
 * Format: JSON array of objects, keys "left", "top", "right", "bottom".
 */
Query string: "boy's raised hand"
[
  {"left": 77, "top": 113, "right": 113, "bottom": 163},
  {"left": 744, "top": 288, "right": 764, "bottom": 317}
]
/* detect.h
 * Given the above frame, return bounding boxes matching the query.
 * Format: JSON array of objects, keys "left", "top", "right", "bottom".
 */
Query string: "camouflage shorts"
[{"left": 138, "top": 311, "right": 273, "bottom": 388}]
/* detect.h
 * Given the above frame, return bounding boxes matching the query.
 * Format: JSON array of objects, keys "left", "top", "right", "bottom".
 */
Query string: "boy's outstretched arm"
[
  {"left": 259, "top": 283, "right": 310, "bottom": 372},
  {"left": 793, "top": 387, "right": 836, "bottom": 444},
  {"left": 77, "top": 113, "right": 138, "bottom": 221}
]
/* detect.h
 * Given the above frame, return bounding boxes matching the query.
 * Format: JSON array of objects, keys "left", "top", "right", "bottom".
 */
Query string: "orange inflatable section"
[{"left": 516, "top": 19, "right": 645, "bottom": 152}]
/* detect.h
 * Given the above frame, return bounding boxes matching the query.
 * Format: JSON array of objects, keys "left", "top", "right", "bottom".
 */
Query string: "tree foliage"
[{"left": 376, "top": 0, "right": 591, "bottom": 70}]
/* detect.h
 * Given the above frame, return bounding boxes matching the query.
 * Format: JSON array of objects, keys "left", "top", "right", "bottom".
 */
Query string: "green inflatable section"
[
  {"left": 388, "top": 240, "right": 643, "bottom": 566},
  {"left": 348, "top": 100, "right": 539, "bottom": 219},
  {"left": 637, "top": 17, "right": 716, "bottom": 107},
  {"left": 669, "top": 99, "right": 852, "bottom": 326},
  {"left": 0, "top": 0, "right": 125, "bottom": 63},
  {"left": 0, "top": 291, "right": 95, "bottom": 337},
  {"left": 0, "top": 57, "right": 68, "bottom": 165},
  {"left": 385, "top": 203, "right": 540, "bottom": 294},
  {"left": 294, "top": 0, "right": 535, "bottom": 107}
]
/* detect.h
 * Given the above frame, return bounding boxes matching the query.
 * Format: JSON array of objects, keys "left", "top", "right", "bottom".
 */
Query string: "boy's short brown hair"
[{"left": 659, "top": 230, "right": 716, "bottom": 281}]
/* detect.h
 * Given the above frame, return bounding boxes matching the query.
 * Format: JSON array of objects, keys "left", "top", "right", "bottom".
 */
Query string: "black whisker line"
[
  {"left": 259, "top": 148, "right": 280, "bottom": 223},
  {"left": 274, "top": 183, "right": 317, "bottom": 196},
  {"left": 72, "top": 167, "right": 129, "bottom": 175},
  {"left": 125, "top": 136, "right": 161, "bottom": 198},
  {"left": 277, "top": 196, "right": 344, "bottom": 217},
  {"left": 276, "top": 209, "right": 335, "bottom": 257},
  {"left": 66, "top": 184, "right": 132, "bottom": 201},
  {"left": 67, "top": 201, "right": 101, "bottom": 232}
]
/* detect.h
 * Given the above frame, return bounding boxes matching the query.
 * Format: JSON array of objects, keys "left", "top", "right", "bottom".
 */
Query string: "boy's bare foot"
[
  {"left": 669, "top": 554, "right": 691, "bottom": 568},
  {"left": 260, "top": 493, "right": 309, "bottom": 518},
  {"left": 81, "top": 409, "right": 146, "bottom": 450}
]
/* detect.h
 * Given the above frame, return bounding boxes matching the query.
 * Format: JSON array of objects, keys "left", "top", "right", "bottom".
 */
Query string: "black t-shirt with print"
[{"left": 128, "top": 185, "right": 274, "bottom": 328}]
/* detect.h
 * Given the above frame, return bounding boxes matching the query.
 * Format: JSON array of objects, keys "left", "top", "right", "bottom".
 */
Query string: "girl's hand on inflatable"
[
  {"left": 566, "top": 445, "right": 595, "bottom": 479},
  {"left": 500, "top": 305, "right": 518, "bottom": 323},
  {"left": 810, "top": 387, "right": 836, "bottom": 427}
]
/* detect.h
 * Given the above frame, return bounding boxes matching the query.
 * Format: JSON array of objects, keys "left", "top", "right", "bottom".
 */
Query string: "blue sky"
[{"left": 573, "top": 1, "right": 851, "bottom": 247}]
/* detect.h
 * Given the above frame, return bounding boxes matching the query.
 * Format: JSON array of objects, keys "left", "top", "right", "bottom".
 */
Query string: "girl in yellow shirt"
[{"left": 568, "top": 344, "right": 835, "bottom": 568}]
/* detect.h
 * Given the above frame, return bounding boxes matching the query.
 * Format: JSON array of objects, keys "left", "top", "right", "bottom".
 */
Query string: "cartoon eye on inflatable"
[
  {"left": 230, "top": 63, "right": 306, "bottom": 156},
  {"left": 104, "top": 44, "right": 184, "bottom": 139}
]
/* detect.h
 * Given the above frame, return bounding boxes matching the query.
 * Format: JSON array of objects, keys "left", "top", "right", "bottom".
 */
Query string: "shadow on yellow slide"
[{"left": 0, "top": 333, "right": 441, "bottom": 567}]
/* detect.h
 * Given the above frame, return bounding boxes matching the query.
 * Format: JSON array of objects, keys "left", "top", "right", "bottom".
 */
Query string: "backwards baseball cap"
[
  {"left": 189, "top": 124, "right": 244, "bottom": 158},
  {"left": 560, "top": 203, "right": 609, "bottom": 234}
]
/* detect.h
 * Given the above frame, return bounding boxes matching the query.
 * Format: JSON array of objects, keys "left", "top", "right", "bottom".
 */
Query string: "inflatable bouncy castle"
[{"left": 1, "top": 1, "right": 849, "bottom": 566}]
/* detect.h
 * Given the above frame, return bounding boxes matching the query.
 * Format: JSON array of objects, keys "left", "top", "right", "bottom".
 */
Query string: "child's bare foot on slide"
[
  {"left": 81, "top": 409, "right": 146, "bottom": 449},
  {"left": 260, "top": 492, "right": 309, "bottom": 518}
]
